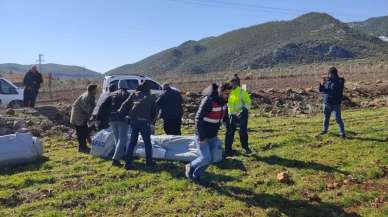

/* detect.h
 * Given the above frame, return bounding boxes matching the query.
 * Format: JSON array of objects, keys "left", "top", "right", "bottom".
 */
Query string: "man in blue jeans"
[
  {"left": 108, "top": 80, "right": 130, "bottom": 167},
  {"left": 119, "top": 81, "right": 158, "bottom": 169},
  {"left": 186, "top": 83, "right": 230, "bottom": 181},
  {"left": 319, "top": 67, "right": 346, "bottom": 139}
]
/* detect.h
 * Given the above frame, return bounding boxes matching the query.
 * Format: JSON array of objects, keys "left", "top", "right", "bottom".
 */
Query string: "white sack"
[
  {"left": 91, "top": 129, "right": 223, "bottom": 163},
  {"left": 0, "top": 133, "right": 43, "bottom": 167}
]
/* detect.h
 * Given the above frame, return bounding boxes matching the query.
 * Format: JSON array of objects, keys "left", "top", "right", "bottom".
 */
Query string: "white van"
[
  {"left": 102, "top": 75, "right": 165, "bottom": 95},
  {"left": 0, "top": 78, "right": 24, "bottom": 108}
]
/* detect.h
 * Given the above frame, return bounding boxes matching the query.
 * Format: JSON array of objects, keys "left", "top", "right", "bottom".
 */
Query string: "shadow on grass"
[
  {"left": 200, "top": 183, "right": 360, "bottom": 217},
  {"left": 129, "top": 160, "right": 240, "bottom": 183},
  {"left": 130, "top": 160, "right": 187, "bottom": 179},
  {"left": 214, "top": 158, "right": 247, "bottom": 171},
  {"left": 328, "top": 131, "right": 388, "bottom": 142},
  {"left": 346, "top": 136, "right": 388, "bottom": 143},
  {"left": 0, "top": 156, "right": 49, "bottom": 176},
  {"left": 252, "top": 155, "right": 348, "bottom": 175}
]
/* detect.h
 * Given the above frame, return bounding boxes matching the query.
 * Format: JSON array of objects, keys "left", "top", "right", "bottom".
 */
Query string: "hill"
[
  {"left": 0, "top": 63, "right": 101, "bottom": 79},
  {"left": 107, "top": 12, "right": 388, "bottom": 75},
  {"left": 349, "top": 15, "right": 388, "bottom": 38}
]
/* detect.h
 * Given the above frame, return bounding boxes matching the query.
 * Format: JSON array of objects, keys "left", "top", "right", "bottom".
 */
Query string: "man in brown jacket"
[{"left": 70, "top": 84, "right": 98, "bottom": 153}]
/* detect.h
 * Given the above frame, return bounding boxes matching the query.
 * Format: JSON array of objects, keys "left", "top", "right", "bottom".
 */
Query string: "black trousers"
[
  {"left": 75, "top": 124, "right": 91, "bottom": 148},
  {"left": 163, "top": 118, "right": 182, "bottom": 135},
  {"left": 23, "top": 88, "right": 38, "bottom": 108},
  {"left": 225, "top": 111, "right": 249, "bottom": 152}
]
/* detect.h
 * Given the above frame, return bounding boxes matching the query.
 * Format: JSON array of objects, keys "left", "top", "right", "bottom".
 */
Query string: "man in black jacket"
[
  {"left": 156, "top": 83, "right": 183, "bottom": 135},
  {"left": 119, "top": 80, "right": 158, "bottom": 169},
  {"left": 92, "top": 83, "right": 117, "bottom": 131},
  {"left": 23, "top": 65, "right": 43, "bottom": 108},
  {"left": 319, "top": 67, "right": 346, "bottom": 138}
]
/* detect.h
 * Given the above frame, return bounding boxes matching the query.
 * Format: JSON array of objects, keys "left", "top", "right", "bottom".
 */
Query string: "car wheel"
[{"left": 9, "top": 100, "right": 23, "bottom": 109}]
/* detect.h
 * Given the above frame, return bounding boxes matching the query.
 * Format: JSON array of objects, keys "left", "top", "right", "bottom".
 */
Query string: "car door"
[{"left": 0, "top": 79, "right": 19, "bottom": 108}]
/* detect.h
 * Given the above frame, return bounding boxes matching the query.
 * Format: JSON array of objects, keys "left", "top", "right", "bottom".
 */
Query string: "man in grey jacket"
[{"left": 70, "top": 84, "right": 97, "bottom": 153}]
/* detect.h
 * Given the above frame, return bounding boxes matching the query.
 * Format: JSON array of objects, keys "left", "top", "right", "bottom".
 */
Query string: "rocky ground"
[
  {"left": 0, "top": 105, "right": 72, "bottom": 137},
  {"left": 183, "top": 80, "right": 388, "bottom": 121}
]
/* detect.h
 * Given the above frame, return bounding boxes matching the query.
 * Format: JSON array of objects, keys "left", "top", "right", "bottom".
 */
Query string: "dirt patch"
[{"left": 0, "top": 189, "right": 54, "bottom": 208}]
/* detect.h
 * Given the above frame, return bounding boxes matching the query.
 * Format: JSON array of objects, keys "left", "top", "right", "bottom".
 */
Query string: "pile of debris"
[
  {"left": 181, "top": 80, "right": 388, "bottom": 118},
  {"left": 0, "top": 106, "right": 72, "bottom": 137}
]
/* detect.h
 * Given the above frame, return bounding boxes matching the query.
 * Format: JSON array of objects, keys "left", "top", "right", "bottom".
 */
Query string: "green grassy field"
[{"left": 0, "top": 107, "right": 387, "bottom": 217}]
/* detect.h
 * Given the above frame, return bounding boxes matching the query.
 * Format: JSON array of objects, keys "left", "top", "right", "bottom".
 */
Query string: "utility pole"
[{"left": 37, "top": 54, "right": 44, "bottom": 73}]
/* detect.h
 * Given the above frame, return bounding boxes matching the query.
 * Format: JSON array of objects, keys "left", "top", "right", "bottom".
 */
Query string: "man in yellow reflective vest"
[{"left": 225, "top": 77, "right": 252, "bottom": 156}]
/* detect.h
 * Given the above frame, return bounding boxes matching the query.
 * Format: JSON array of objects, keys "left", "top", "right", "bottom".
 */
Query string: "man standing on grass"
[
  {"left": 319, "top": 67, "right": 346, "bottom": 139},
  {"left": 119, "top": 81, "right": 158, "bottom": 169},
  {"left": 156, "top": 83, "right": 184, "bottom": 135},
  {"left": 23, "top": 65, "right": 43, "bottom": 108},
  {"left": 70, "top": 84, "right": 98, "bottom": 153},
  {"left": 224, "top": 75, "right": 252, "bottom": 156}
]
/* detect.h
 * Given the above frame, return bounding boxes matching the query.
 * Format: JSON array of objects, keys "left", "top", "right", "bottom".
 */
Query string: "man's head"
[
  {"left": 328, "top": 67, "right": 339, "bottom": 79},
  {"left": 87, "top": 84, "right": 98, "bottom": 96},
  {"left": 31, "top": 65, "right": 38, "bottom": 73},
  {"left": 137, "top": 80, "right": 152, "bottom": 93},
  {"left": 109, "top": 83, "right": 117, "bottom": 93},
  {"left": 219, "top": 82, "right": 232, "bottom": 100},
  {"left": 230, "top": 78, "right": 239, "bottom": 89},
  {"left": 162, "top": 83, "right": 170, "bottom": 91}
]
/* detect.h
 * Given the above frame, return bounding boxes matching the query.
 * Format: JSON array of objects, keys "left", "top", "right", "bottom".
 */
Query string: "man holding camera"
[{"left": 319, "top": 67, "right": 346, "bottom": 139}]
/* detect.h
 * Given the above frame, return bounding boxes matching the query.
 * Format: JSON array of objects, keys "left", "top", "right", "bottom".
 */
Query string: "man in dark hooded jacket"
[
  {"left": 156, "top": 83, "right": 183, "bottom": 135},
  {"left": 23, "top": 65, "right": 43, "bottom": 108},
  {"left": 319, "top": 67, "right": 346, "bottom": 138},
  {"left": 92, "top": 83, "right": 117, "bottom": 131},
  {"left": 119, "top": 80, "right": 158, "bottom": 169}
]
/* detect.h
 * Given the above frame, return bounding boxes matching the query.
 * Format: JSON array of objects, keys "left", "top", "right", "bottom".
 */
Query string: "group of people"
[
  {"left": 68, "top": 74, "right": 253, "bottom": 179},
  {"left": 68, "top": 67, "right": 346, "bottom": 181}
]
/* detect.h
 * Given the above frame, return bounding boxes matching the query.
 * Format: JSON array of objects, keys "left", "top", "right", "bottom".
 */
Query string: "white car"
[
  {"left": 0, "top": 78, "right": 24, "bottom": 108},
  {"left": 102, "top": 75, "right": 167, "bottom": 95}
]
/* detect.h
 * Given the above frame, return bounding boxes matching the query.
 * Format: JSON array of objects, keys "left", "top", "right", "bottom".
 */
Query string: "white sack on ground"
[
  {"left": 0, "top": 133, "right": 43, "bottom": 167},
  {"left": 91, "top": 128, "right": 223, "bottom": 163}
]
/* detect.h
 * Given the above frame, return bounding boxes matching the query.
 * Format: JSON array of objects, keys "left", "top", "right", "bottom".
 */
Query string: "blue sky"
[{"left": 1, "top": 0, "right": 387, "bottom": 73}]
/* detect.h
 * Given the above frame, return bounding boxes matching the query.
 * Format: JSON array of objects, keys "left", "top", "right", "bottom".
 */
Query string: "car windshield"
[{"left": 110, "top": 79, "right": 139, "bottom": 90}]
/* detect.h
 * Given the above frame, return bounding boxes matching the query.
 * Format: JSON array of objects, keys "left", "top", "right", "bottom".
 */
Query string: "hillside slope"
[
  {"left": 349, "top": 15, "right": 388, "bottom": 37},
  {"left": 0, "top": 63, "right": 101, "bottom": 79},
  {"left": 107, "top": 12, "right": 388, "bottom": 75}
]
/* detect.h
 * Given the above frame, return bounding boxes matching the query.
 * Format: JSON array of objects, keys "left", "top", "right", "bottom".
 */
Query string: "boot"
[{"left": 112, "top": 159, "right": 123, "bottom": 167}]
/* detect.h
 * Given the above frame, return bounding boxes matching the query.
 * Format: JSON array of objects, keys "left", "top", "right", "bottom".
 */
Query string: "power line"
[
  {"left": 165, "top": 0, "right": 367, "bottom": 20},
  {"left": 166, "top": 0, "right": 302, "bottom": 15},
  {"left": 194, "top": 0, "right": 308, "bottom": 13}
]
